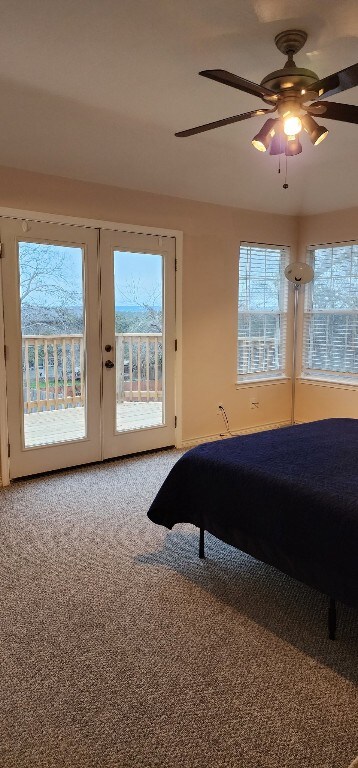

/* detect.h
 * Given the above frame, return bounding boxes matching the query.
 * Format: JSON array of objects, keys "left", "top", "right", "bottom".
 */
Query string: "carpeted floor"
[{"left": 0, "top": 449, "right": 357, "bottom": 768}]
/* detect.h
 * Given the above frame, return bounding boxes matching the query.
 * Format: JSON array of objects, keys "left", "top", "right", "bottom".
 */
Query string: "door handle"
[{"left": 105, "top": 359, "right": 115, "bottom": 369}]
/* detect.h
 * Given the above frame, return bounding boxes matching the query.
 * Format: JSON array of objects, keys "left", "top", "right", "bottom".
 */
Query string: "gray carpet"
[{"left": 0, "top": 449, "right": 357, "bottom": 768}]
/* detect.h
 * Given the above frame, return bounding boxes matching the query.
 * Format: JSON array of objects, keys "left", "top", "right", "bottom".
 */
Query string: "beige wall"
[
  {"left": 0, "top": 166, "right": 356, "bottom": 446},
  {"left": 295, "top": 207, "right": 358, "bottom": 424}
]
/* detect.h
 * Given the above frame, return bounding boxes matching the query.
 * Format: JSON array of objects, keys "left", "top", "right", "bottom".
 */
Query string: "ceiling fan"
[{"left": 175, "top": 30, "right": 358, "bottom": 157}]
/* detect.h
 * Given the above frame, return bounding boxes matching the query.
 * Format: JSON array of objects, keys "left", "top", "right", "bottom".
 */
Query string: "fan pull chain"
[
  {"left": 283, "top": 155, "right": 288, "bottom": 189},
  {"left": 278, "top": 155, "right": 281, "bottom": 174}
]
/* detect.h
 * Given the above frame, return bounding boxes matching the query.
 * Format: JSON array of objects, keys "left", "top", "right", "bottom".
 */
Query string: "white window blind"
[
  {"left": 237, "top": 243, "right": 289, "bottom": 381},
  {"left": 302, "top": 243, "right": 358, "bottom": 383}
]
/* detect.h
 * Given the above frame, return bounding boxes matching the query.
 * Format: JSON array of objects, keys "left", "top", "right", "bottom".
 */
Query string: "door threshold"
[{"left": 10, "top": 445, "right": 176, "bottom": 483}]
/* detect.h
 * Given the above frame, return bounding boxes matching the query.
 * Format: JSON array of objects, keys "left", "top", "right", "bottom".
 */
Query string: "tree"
[
  {"left": 19, "top": 242, "right": 83, "bottom": 336},
  {"left": 115, "top": 276, "right": 162, "bottom": 334},
  {"left": 114, "top": 276, "right": 163, "bottom": 391}
]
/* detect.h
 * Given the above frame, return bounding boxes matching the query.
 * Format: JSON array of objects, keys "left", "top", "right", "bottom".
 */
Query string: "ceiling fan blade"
[
  {"left": 311, "top": 63, "right": 358, "bottom": 99},
  {"left": 175, "top": 108, "right": 276, "bottom": 137},
  {"left": 307, "top": 101, "right": 358, "bottom": 125},
  {"left": 199, "top": 69, "right": 278, "bottom": 100}
]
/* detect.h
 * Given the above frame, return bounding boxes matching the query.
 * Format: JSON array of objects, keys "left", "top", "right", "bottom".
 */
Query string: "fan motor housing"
[
  {"left": 261, "top": 29, "right": 319, "bottom": 100},
  {"left": 261, "top": 66, "right": 319, "bottom": 97}
]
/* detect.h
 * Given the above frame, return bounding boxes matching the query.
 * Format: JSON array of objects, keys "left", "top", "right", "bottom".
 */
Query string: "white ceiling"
[{"left": 0, "top": 0, "right": 357, "bottom": 215}]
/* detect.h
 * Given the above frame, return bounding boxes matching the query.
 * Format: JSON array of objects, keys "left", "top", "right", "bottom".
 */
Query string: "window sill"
[
  {"left": 298, "top": 376, "right": 358, "bottom": 391},
  {"left": 236, "top": 376, "right": 290, "bottom": 389}
]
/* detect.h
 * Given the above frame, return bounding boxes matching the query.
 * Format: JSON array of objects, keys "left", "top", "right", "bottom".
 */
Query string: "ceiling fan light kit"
[
  {"left": 301, "top": 113, "right": 329, "bottom": 145},
  {"left": 269, "top": 132, "right": 286, "bottom": 155},
  {"left": 252, "top": 118, "right": 277, "bottom": 151},
  {"left": 285, "top": 136, "right": 302, "bottom": 156},
  {"left": 175, "top": 28, "right": 358, "bottom": 183},
  {"left": 283, "top": 114, "right": 302, "bottom": 136}
]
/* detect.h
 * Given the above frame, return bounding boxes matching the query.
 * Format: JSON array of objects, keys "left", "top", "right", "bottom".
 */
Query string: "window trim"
[
  {"left": 237, "top": 242, "right": 290, "bottom": 384},
  {"left": 236, "top": 376, "right": 290, "bottom": 389},
  {"left": 300, "top": 240, "right": 358, "bottom": 385}
]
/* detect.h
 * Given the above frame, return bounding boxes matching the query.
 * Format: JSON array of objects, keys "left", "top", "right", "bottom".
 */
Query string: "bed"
[{"left": 147, "top": 418, "right": 358, "bottom": 638}]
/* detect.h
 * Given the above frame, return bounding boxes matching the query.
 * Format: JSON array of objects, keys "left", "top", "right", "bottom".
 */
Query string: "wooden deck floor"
[{"left": 24, "top": 401, "right": 163, "bottom": 447}]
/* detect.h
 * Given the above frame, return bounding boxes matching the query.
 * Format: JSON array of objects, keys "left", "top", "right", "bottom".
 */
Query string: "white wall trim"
[
  {"left": 181, "top": 420, "right": 291, "bottom": 449},
  {"left": 306, "top": 238, "right": 358, "bottom": 249},
  {"left": 0, "top": 263, "right": 10, "bottom": 486},
  {"left": 174, "top": 232, "right": 183, "bottom": 450},
  {"left": 0, "top": 206, "right": 183, "bottom": 239}
]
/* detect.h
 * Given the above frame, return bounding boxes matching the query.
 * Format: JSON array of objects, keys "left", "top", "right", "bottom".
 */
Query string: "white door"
[
  {"left": 100, "top": 230, "right": 176, "bottom": 458},
  {"left": 1, "top": 219, "right": 176, "bottom": 478},
  {"left": 1, "top": 218, "right": 102, "bottom": 478}
]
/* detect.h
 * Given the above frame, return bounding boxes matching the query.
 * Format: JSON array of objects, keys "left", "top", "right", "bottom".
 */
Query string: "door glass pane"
[
  {"left": 114, "top": 251, "right": 164, "bottom": 432},
  {"left": 19, "top": 241, "right": 86, "bottom": 447}
]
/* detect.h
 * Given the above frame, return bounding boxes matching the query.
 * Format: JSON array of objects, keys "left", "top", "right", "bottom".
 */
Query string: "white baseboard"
[{"left": 181, "top": 420, "right": 291, "bottom": 449}]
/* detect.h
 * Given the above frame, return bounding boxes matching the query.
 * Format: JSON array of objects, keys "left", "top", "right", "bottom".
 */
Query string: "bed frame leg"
[
  {"left": 199, "top": 527, "right": 205, "bottom": 559},
  {"left": 328, "top": 597, "right": 336, "bottom": 640}
]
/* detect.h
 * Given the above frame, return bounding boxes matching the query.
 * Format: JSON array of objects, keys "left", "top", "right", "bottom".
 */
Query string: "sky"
[{"left": 114, "top": 251, "right": 163, "bottom": 308}]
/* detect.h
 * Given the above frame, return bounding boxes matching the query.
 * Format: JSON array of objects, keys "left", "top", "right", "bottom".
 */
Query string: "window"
[
  {"left": 302, "top": 243, "right": 358, "bottom": 383},
  {"left": 237, "top": 243, "right": 289, "bottom": 382}
]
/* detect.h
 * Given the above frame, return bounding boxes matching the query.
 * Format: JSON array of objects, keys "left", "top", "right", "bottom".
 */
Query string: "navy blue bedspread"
[{"left": 148, "top": 419, "right": 358, "bottom": 607}]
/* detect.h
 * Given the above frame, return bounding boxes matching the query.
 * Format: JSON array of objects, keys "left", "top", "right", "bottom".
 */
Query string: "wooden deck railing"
[
  {"left": 22, "top": 333, "right": 279, "bottom": 413},
  {"left": 22, "top": 333, "right": 163, "bottom": 413},
  {"left": 115, "top": 333, "right": 163, "bottom": 402},
  {"left": 22, "top": 335, "right": 84, "bottom": 413},
  {"left": 238, "top": 337, "right": 279, "bottom": 375}
]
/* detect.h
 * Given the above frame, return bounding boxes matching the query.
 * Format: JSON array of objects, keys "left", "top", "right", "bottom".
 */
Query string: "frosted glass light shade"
[{"left": 283, "top": 115, "right": 302, "bottom": 136}]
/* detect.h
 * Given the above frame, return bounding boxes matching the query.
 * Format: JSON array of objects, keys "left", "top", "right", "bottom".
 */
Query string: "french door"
[
  {"left": 100, "top": 229, "right": 176, "bottom": 458},
  {"left": 1, "top": 218, "right": 176, "bottom": 479}
]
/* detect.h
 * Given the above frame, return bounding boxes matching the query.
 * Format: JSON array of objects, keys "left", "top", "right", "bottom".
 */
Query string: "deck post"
[
  {"left": 199, "top": 527, "right": 205, "bottom": 559},
  {"left": 328, "top": 597, "right": 336, "bottom": 640}
]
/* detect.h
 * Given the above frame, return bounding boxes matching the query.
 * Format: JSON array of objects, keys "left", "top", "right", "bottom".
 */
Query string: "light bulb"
[
  {"left": 252, "top": 139, "right": 267, "bottom": 152},
  {"left": 314, "top": 128, "right": 328, "bottom": 145},
  {"left": 283, "top": 115, "right": 302, "bottom": 136}
]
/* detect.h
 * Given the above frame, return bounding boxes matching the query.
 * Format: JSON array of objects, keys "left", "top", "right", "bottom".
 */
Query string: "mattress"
[{"left": 148, "top": 419, "right": 358, "bottom": 607}]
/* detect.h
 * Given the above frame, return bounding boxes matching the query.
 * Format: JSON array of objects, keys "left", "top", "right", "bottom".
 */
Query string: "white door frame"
[
  {"left": 0, "top": 260, "right": 10, "bottom": 486},
  {"left": 0, "top": 207, "right": 183, "bottom": 485}
]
